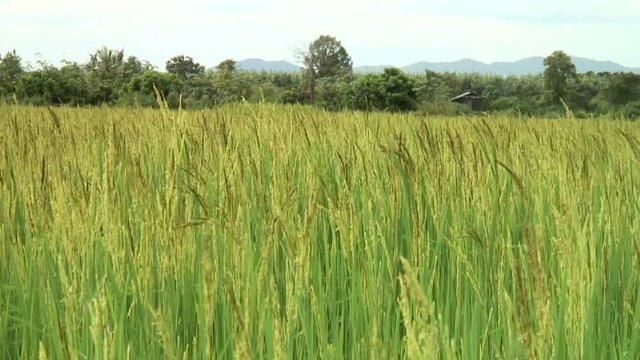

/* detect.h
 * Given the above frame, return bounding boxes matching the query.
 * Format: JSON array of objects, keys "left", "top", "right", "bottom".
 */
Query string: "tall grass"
[{"left": 1, "top": 103, "right": 639, "bottom": 359}]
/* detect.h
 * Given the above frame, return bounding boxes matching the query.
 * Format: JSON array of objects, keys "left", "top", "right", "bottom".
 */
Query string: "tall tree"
[
  {"left": 216, "top": 59, "right": 237, "bottom": 74},
  {"left": 0, "top": 50, "right": 24, "bottom": 95},
  {"left": 300, "top": 35, "right": 353, "bottom": 103},
  {"left": 166, "top": 55, "right": 205, "bottom": 80},
  {"left": 87, "top": 47, "right": 124, "bottom": 75},
  {"left": 543, "top": 50, "right": 577, "bottom": 103},
  {"left": 416, "top": 70, "right": 453, "bottom": 103},
  {"left": 214, "top": 59, "right": 247, "bottom": 103},
  {"left": 59, "top": 61, "right": 90, "bottom": 105},
  {"left": 86, "top": 47, "right": 126, "bottom": 104},
  {"left": 121, "top": 56, "right": 153, "bottom": 82}
]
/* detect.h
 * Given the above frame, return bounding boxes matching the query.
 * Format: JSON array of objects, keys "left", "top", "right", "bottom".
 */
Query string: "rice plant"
[{"left": 1, "top": 103, "right": 639, "bottom": 359}]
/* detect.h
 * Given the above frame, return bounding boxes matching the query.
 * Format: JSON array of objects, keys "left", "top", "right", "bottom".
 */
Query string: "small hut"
[{"left": 450, "top": 91, "right": 484, "bottom": 112}]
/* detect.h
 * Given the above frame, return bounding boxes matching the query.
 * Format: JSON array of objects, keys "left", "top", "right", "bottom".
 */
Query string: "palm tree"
[
  {"left": 88, "top": 47, "right": 124, "bottom": 74},
  {"left": 86, "top": 47, "right": 125, "bottom": 104}
]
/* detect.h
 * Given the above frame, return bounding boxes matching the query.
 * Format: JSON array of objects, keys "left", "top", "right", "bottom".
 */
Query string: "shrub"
[
  {"left": 418, "top": 101, "right": 472, "bottom": 116},
  {"left": 619, "top": 100, "right": 640, "bottom": 120}
]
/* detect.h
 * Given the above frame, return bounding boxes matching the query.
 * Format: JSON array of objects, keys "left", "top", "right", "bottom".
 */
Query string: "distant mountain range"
[
  {"left": 235, "top": 57, "right": 640, "bottom": 75},
  {"left": 236, "top": 58, "right": 302, "bottom": 72},
  {"left": 374, "top": 57, "right": 640, "bottom": 75}
]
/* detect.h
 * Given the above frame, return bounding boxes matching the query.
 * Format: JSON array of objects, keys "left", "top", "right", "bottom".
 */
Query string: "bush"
[
  {"left": 418, "top": 101, "right": 472, "bottom": 116},
  {"left": 489, "top": 97, "right": 520, "bottom": 112},
  {"left": 619, "top": 100, "right": 640, "bottom": 120}
]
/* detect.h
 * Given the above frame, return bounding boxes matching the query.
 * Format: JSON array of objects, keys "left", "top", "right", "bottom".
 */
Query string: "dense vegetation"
[
  {"left": 1, "top": 103, "right": 639, "bottom": 358},
  {"left": 1, "top": 37, "right": 639, "bottom": 118}
]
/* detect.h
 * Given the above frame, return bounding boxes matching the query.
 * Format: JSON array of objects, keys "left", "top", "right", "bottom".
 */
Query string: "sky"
[{"left": 1, "top": 0, "right": 639, "bottom": 70}]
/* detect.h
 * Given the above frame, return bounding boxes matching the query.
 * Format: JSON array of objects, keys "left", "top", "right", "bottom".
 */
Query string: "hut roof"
[{"left": 450, "top": 91, "right": 482, "bottom": 102}]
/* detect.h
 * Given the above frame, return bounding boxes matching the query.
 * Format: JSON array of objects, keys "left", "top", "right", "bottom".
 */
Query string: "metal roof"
[{"left": 450, "top": 91, "right": 482, "bottom": 101}]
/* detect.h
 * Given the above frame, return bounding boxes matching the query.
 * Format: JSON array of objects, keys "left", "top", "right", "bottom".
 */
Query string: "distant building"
[{"left": 450, "top": 91, "right": 484, "bottom": 111}]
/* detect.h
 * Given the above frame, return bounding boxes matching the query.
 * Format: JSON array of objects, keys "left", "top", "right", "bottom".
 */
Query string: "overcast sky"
[{"left": 2, "top": 0, "right": 639, "bottom": 70}]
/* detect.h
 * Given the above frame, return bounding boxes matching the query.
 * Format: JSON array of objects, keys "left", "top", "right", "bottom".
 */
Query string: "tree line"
[{"left": 1, "top": 35, "right": 639, "bottom": 118}]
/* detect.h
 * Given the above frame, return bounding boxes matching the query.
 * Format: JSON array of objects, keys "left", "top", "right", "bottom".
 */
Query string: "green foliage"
[
  {"left": 216, "top": 59, "right": 237, "bottom": 73},
  {"left": 380, "top": 67, "right": 417, "bottom": 111},
  {"left": 213, "top": 59, "right": 248, "bottom": 104},
  {"left": 166, "top": 55, "right": 205, "bottom": 80},
  {"left": 618, "top": 100, "right": 640, "bottom": 119},
  {"left": 303, "top": 35, "right": 353, "bottom": 79},
  {"left": 84, "top": 49, "right": 150, "bottom": 105},
  {"left": 344, "top": 68, "right": 417, "bottom": 112},
  {"left": 127, "top": 70, "right": 182, "bottom": 95},
  {"left": 0, "top": 47, "right": 634, "bottom": 118},
  {"left": 124, "top": 71, "right": 182, "bottom": 107},
  {"left": 419, "top": 100, "right": 473, "bottom": 115},
  {"left": 85, "top": 47, "right": 126, "bottom": 104},
  {"left": 16, "top": 64, "right": 88, "bottom": 105},
  {"left": 416, "top": 70, "right": 453, "bottom": 103},
  {"left": 315, "top": 76, "right": 350, "bottom": 111},
  {"left": 603, "top": 73, "right": 640, "bottom": 106},
  {"left": 564, "top": 73, "right": 605, "bottom": 111},
  {"left": 180, "top": 73, "right": 216, "bottom": 108},
  {"left": 489, "top": 96, "right": 521, "bottom": 112},
  {"left": 344, "top": 73, "right": 386, "bottom": 110},
  {"left": 302, "top": 35, "right": 353, "bottom": 103},
  {"left": 543, "top": 50, "right": 577, "bottom": 103},
  {"left": 121, "top": 56, "right": 153, "bottom": 80},
  {"left": 280, "top": 83, "right": 310, "bottom": 105},
  {"left": 87, "top": 46, "right": 124, "bottom": 73},
  {"left": 0, "top": 50, "right": 24, "bottom": 95}
]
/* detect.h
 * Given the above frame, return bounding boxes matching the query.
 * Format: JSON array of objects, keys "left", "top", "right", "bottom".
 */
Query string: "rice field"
[{"left": 1, "top": 103, "right": 639, "bottom": 359}]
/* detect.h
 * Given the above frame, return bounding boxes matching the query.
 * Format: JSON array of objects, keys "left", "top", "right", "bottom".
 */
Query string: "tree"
[
  {"left": 166, "top": 55, "right": 205, "bottom": 80},
  {"left": 619, "top": 100, "right": 640, "bottom": 119},
  {"left": 216, "top": 59, "right": 236, "bottom": 74},
  {"left": 59, "top": 62, "right": 90, "bottom": 104},
  {"left": 315, "top": 77, "right": 349, "bottom": 111},
  {"left": 603, "top": 73, "right": 640, "bottom": 106},
  {"left": 87, "top": 47, "right": 124, "bottom": 75},
  {"left": 0, "top": 50, "right": 24, "bottom": 95},
  {"left": 416, "top": 70, "right": 453, "bottom": 103},
  {"left": 85, "top": 47, "right": 126, "bottom": 104},
  {"left": 18, "top": 67, "right": 62, "bottom": 105},
  {"left": 380, "top": 68, "right": 417, "bottom": 111},
  {"left": 563, "top": 73, "right": 602, "bottom": 112},
  {"left": 16, "top": 67, "right": 62, "bottom": 105},
  {"left": 344, "top": 68, "right": 417, "bottom": 112},
  {"left": 214, "top": 59, "right": 245, "bottom": 103},
  {"left": 125, "top": 71, "right": 182, "bottom": 108},
  {"left": 543, "top": 50, "right": 577, "bottom": 103},
  {"left": 180, "top": 72, "right": 216, "bottom": 108},
  {"left": 15, "top": 61, "right": 88, "bottom": 105},
  {"left": 300, "top": 35, "right": 353, "bottom": 103},
  {"left": 121, "top": 56, "right": 153, "bottom": 82},
  {"left": 343, "top": 74, "right": 386, "bottom": 111}
]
